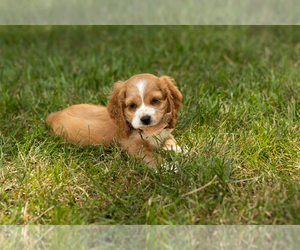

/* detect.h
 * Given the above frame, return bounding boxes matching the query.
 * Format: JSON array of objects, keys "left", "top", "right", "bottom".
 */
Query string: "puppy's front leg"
[
  {"left": 163, "top": 135, "right": 183, "bottom": 154},
  {"left": 120, "top": 139, "right": 161, "bottom": 166}
]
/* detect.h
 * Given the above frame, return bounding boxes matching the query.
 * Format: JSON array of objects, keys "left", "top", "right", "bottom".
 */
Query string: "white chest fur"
[{"left": 141, "top": 129, "right": 173, "bottom": 148}]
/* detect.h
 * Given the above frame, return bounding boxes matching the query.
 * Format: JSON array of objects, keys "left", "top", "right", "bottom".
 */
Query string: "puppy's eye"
[
  {"left": 151, "top": 99, "right": 159, "bottom": 105},
  {"left": 129, "top": 104, "right": 136, "bottom": 109}
]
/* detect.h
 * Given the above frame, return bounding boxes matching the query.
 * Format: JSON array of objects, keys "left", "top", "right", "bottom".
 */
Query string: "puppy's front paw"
[
  {"left": 164, "top": 145, "right": 188, "bottom": 155},
  {"left": 161, "top": 162, "right": 178, "bottom": 173}
]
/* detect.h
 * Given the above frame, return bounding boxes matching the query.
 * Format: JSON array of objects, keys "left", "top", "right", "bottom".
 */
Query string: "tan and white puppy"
[{"left": 45, "top": 73, "right": 183, "bottom": 166}]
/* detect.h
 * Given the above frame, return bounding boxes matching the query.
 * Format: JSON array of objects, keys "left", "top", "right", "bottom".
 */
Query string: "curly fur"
[{"left": 158, "top": 76, "right": 182, "bottom": 129}]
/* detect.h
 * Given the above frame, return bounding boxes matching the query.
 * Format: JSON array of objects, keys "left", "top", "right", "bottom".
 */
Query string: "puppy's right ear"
[{"left": 107, "top": 81, "right": 129, "bottom": 137}]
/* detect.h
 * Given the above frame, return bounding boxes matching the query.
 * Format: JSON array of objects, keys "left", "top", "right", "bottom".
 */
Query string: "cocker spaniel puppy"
[{"left": 45, "top": 73, "right": 183, "bottom": 166}]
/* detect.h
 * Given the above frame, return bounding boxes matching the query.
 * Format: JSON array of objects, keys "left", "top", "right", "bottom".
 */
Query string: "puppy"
[{"left": 45, "top": 73, "right": 182, "bottom": 166}]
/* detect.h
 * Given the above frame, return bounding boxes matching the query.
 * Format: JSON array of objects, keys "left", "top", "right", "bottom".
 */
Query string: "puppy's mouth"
[
  {"left": 135, "top": 121, "right": 159, "bottom": 129},
  {"left": 140, "top": 123, "right": 156, "bottom": 127}
]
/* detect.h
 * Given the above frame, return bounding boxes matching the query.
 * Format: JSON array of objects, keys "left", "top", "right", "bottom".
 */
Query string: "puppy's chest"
[{"left": 142, "top": 129, "right": 173, "bottom": 147}]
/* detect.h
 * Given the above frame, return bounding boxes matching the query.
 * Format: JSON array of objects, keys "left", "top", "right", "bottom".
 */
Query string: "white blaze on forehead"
[
  {"left": 131, "top": 79, "right": 159, "bottom": 129},
  {"left": 136, "top": 80, "right": 146, "bottom": 101}
]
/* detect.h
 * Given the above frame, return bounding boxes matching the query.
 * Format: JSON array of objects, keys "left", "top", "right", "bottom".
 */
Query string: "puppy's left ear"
[{"left": 159, "top": 76, "right": 182, "bottom": 128}]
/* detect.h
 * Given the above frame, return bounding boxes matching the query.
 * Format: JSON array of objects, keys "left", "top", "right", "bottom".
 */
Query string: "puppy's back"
[{"left": 45, "top": 104, "right": 118, "bottom": 146}]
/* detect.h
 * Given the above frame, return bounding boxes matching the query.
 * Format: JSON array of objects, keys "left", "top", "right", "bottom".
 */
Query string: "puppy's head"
[{"left": 107, "top": 74, "right": 182, "bottom": 136}]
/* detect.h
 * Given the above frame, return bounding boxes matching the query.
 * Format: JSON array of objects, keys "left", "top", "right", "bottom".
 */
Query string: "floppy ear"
[
  {"left": 107, "top": 81, "right": 130, "bottom": 137},
  {"left": 159, "top": 76, "right": 182, "bottom": 129}
]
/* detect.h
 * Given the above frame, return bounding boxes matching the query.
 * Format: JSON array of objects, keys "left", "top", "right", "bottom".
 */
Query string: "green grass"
[
  {"left": 1, "top": 26, "right": 300, "bottom": 225},
  {"left": 1, "top": 0, "right": 299, "bottom": 25}
]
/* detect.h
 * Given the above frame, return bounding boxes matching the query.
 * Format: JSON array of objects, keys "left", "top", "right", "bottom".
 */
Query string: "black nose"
[{"left": 141, "top": 116, "right": 151, "bottom": 125}]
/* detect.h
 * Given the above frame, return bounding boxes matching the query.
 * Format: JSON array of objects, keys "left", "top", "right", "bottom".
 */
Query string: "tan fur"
[
  {"left": 45, "top": 104, "right": 119, "bottom": 146},
  {"left": 45, "top": 74, "right": 183, "bottom": 166},
  {"left": 154, "top": 76, "right": 183, "bottom": 129}
]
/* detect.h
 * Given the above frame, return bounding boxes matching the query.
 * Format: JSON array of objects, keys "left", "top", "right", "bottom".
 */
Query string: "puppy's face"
[
  {"left": 123, "top": 75, "right": 168, "bottom": 129},
  {"left": 107, "top": 73, "right": 182, "bottom": 135}
]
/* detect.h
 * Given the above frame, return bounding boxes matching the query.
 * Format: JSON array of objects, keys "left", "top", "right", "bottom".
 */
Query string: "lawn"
[{"left": 0, "top": 26, "right": 300, "bottom": 225}]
